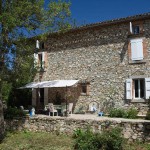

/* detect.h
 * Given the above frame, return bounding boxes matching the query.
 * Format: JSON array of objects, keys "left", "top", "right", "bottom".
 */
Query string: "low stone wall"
[{"left": 5, "top": 115, "right": 150, "bottom": 142}]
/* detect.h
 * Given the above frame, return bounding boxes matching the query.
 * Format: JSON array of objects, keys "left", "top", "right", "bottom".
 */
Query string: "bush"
[
  {"left": 73, "top": 127, "right": 124, "bottom": 150},
  {"left": 4, "top": 107, "right": 27, "bottom": 119},
  {"left": 146, "top": 111, "right": 150, "bottom": 120},
  {"left": 73, "top": 128, "right": 96, "bottom": 150},
  {"left": 109, "top": 108, "right": 138, "bottom": 119},
  {"left": 126, "top": 108, "right": 138, "bottom": 119},
  {"left": 109, "top": 108, "right": 128, "bottom": 118}
]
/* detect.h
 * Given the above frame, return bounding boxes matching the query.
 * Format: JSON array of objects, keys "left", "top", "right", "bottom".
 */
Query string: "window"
[
  {"left": 80, "top": 82, "right": 90, "bottom": 96},
  {"left": 41, "top": 42, "right": 45, "bottom": 49},
  {"left": 130, "top": 38, "right": 143, "bottom": 61},
  {"left": 38, "top": 53, "right": 44, "bottom": 70},
  {"left": 126, "top": 78, "right": 150, "bottom": 100},
  {"left": 81, "top": 83, "right": 87, "bottom": 94},
  {"left": 36, "top": 40, "right": 44, "bottom": 49},
  {"left": 34, "top": 52, "right": 47, "bottom": 70},
  {"left": 134, "top": 79, "right": 144, "bottom": 99},
  {"left": 133, "top": 26, "right": 140, "bottom": 34},
  {"left": 129, "top": 21, "right": 143, "bottom": 35}
]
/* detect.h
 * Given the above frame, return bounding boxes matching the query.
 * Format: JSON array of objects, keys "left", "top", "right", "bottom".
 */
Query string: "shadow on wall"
[
  {"left": 48, "top": 86, "right": 81, "bottom": 112},
  {"left": 120, "top": 40, "right": 128, "bottom": 62}
]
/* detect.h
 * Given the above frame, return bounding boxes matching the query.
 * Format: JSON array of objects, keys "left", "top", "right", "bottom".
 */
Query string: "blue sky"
[{"left": 70, "top": 0, "right": 150, "bottom": 25}]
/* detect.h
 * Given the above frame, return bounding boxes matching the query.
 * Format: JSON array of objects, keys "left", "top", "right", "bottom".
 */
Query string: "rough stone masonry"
[{"left": 35, "top": 13, "right": 150, "bottom": 115}]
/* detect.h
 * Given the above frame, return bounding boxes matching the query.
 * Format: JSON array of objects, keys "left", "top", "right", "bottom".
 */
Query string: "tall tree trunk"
[
  {"left": 0, "top": 1, "right": 4, "bottom": 140},
  {"left": 0, "top": 98, "right": 4, "bottom": 141}
]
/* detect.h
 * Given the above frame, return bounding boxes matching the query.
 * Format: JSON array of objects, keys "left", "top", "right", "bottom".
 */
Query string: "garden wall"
[{"left": 5, "top": 116, "right": 150, "bottom": 142}]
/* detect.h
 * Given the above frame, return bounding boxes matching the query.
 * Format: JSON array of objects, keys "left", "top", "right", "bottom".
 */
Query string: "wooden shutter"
[
  {"left": 126, "top": 79, "right": 132, "bottom": 99},
  {"left": 131, "top": 39, "right": 143, "bottom": 60},
  {"left": 44, "top": 88, "right": 49, "bottom": 105},
  {"left": 145, "top": 78, "right": 150, "bottom": 99},
  {"left": 32, "top": 89, "right": 37, "bottom": 106},
  {"left": 34, "top": 53, "right": 38, "bottom": 68}
]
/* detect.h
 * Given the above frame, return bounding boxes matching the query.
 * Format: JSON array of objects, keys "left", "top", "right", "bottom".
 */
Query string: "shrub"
[
  {"left": 109, "top": 108, "right": 138, "bottom": 119},
  {"left": 126, "top": 108, "right": 138, "bottom": 119},
  {"left": 146, "top": 99, "right": 150, "bottom": 120},
  {"left": 146, "top": 111, "right": 150, "bottom": 120},
  {"left": 73, "top": 128, "right": 96, "bottom": 150},
  {"left": 73, "top": 127, "right": 124, "bottom": 150},
  {"left": 109, "top": 108, "right": 128, "bottom": 118},
  {"left": 4, "top": 107, "right": 27, "bottom": 119}
]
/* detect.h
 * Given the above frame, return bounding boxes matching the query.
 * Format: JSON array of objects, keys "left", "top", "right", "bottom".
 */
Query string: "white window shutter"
[
  {"left": 131, "top": 38, "right": 143, "bottom": 60},
  {"left": 130, "top": 22, "right": 132, "bottom": 34},
  {"left": 145, "top": 78, "right": 150, "bottom": 99},
  {"left": 34, "top": 53, "right": 38, "bottom": 68},
  {"left": 126, "top": 79, "right": 132, "bottom": 99},
  {"left": 36, "top": 40, "right": 40, "bottom": 49}
]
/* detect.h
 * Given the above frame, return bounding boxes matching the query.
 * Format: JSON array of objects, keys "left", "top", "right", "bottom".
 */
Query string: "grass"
[
  {"left": 0, "top": 131, "right": 150, "bottom": 150},
  {"left": 0, "top": 131, "right": 74, "bottom": 150}
]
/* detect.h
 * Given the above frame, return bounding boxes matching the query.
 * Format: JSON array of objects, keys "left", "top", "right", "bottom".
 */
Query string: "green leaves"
[{"left": 0, "top": 0, "right": 74, "bottom": 106}]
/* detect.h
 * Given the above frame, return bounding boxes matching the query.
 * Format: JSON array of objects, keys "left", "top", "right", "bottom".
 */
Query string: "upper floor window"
[
  {"left": 129, "top": 21, "right": 143, "bottom": 35},
  {"left": 36, "top": 40, "right": 45, "bottom": 49},
  {"left": 34, "top": 51, "right": 47, "bottom": 71},
  {"left": 133, "top": 25, "right": 140, "bottom": 34}
]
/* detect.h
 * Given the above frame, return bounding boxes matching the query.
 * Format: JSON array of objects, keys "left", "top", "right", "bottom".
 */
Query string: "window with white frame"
[
  {"left": 130, "top": 38, "right": 143, "bottom": 61},
  {"left": 126, "top": 78, "right": 150, "bottom": 100},
  {"left": 34, "top": 52, "right": 45, "bottom": 70},
  {"left": 134, "top": 79, "right": 144, "bottom": 99}
]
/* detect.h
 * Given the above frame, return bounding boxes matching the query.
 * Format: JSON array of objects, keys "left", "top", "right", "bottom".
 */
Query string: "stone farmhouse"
[{"left": 32, "top": 12, "right": 150, "bottom": 115}]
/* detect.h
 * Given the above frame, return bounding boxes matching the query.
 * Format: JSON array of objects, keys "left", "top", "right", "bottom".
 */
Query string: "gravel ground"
[{"left": 33, "top": 114, "right": 150, "bottom": 123}]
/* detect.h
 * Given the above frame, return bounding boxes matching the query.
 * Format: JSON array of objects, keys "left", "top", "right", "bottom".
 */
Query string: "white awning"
[{"left": 18, "top": 80, "right": 79, "bottom": 89}]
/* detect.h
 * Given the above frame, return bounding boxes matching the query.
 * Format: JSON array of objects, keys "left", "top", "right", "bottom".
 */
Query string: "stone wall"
[
  {"left": 35, "top": 19, "right": 150, "bottom": 113},
  {"left": 5, "top": 116, "right": 150, "bottom": 142},
  {"left": 0, "top": 100, "right": 4, "bottom": 140}
]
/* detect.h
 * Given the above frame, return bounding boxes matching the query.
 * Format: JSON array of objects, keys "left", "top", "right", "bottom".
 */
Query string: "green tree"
[{"left": 0, "top": 0, "right": 73, "bottom": 106}]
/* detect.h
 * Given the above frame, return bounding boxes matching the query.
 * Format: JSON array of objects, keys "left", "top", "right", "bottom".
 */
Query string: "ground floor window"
[
  {"left": 126, "top": 78, "right": 150, "bottom": 100},
  {"left": 134, "top": 79, "right": 144, "bottom": 99},
  {"left": 80, "top": 81, "right": 90, "bottom": 96}
]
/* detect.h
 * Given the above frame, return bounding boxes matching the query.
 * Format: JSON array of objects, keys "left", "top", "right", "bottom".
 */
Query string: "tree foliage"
[{"left": 0, "top": 0, "right": 73, "bottom": 106}]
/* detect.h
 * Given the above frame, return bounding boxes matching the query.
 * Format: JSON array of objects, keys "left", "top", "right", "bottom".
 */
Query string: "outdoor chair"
[
  {"left": 61, "top": 103, "right": 73, "bottom": 116},
  {"left": 20, "top": 106, "right": 29, "bottom": 113},
  {"left": 48, "top": 103, "right": 58, "bottom": 116}
]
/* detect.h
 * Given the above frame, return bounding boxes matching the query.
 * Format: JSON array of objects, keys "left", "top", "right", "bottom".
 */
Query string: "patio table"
[{"left": 54, "top": 105, "right": 62, "bottom": 115}]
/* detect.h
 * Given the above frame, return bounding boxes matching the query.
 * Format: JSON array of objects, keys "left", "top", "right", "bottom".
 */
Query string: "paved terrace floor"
[{"left": 33, "top": 114, "right": 150, "bottom": 123}]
